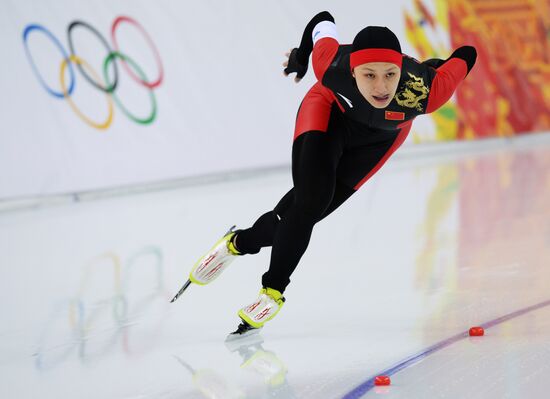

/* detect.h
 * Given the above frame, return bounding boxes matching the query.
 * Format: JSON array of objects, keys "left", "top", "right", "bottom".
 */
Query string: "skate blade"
[
  {"left": 224, "top": 330, "right": 264, "bottom": 352},
  {"left": 170, "top": 279, "right": 192, "bottom": 303},
  {"left": 225, "top": 326, "right": 262, "bottom": 344}
]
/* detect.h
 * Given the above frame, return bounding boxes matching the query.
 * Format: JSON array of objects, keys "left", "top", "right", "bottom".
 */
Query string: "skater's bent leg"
[
  {"left": 235, "top": 179, "right": 354, "bottom": 256},
  {"left": 233, "top": 189, "right": 295, "bottom": 254},
  {"left": 234, "top": 97, "right": 347, "bottom": 258},
  {"left": 235, "top": 179, "right": 353, "bottom": 255},
  {"left": 319, "top": 180, "right": 355, "bottom": 220},
  {"left": 262, "top": 131, "right": 342, "bottom": 292},
  {"left": 260, "top": 182, "right": 354, "bottom": 291},
  {"left": 261, "top": 205, "right": 324, "bottom": 292},
  {"left": 233, "top": 211, "right": 278, "bottom": 254}
]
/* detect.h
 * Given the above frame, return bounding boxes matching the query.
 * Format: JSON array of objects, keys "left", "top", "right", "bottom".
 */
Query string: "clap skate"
[
  {"left": 170, "top": 226, "right": 241, "bottom": 302},
  {"left": 226, "top": 288, "right": 285, "bottom": 340}
]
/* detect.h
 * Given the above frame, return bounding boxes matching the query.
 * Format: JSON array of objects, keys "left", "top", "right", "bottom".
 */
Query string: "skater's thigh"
[
  {"left": 319, "top": 180, "right": 356, "bottom": 220},
  {"left": 275, "top": 179, "right": 354, "bottom": 222},
  {"left": 291, "top": 130, "right": 343, "bottom": 215},
  {"left": 337, "top": 134, "right": 398, "bottom": 189}
]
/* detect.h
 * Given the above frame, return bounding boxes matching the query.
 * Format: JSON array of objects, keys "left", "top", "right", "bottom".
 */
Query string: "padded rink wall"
[{"left": 1, "top": 0, "right": 549, "bottom": 200}]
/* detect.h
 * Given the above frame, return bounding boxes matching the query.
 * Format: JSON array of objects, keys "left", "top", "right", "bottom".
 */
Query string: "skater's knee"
[
  {"left": 293, "top": 194, "right": 332, "bottom": 222},
  {"left": 292, "top": 178, "right": 335, "bottom": 221}
]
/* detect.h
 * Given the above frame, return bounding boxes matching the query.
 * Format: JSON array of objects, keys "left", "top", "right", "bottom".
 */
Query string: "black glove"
[
  {"left": 284, "top": 48, "right": 309, "bottom": 80},
  {"left": 423, "top": 46, "right": 477, "bottom": 76},
  {"left": 284, "top": 11, "right": 335, "bottom": 81},
  {"left": 422, "top": 58, "right": 445, "bottom": 69},
  {"left": 448, "top": 46, "right": 477, "bottom": 74}
]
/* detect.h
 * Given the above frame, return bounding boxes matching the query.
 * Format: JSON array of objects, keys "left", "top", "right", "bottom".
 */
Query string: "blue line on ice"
[{"left": 342, "top": 298, "right": 550, "bottom": 398}]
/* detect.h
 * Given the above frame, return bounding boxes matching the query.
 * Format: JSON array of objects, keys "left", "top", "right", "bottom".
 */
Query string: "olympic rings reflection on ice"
[
  {"left": 22, "top": 16, "right": 163, "bottom": 130},
  {"left": 34, "top": 247, "right": 170, "bottom": 370}
]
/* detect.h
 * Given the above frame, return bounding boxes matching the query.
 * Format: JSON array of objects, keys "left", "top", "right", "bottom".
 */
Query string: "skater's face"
[{"left": 352, "top": 62, "right": 400, "bottom": 109}]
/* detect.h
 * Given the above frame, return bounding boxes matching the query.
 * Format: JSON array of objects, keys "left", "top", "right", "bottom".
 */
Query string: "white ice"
[{"left": 1, "top": 135, "right": 550, "bottom": 399}]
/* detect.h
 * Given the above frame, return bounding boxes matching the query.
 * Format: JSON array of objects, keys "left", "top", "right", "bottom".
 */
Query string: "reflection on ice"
[
  {"left": 175, "top": 334, "right": 293, "bottom": 399},
  {"left": 33, "top": 247, "right": 170, "bottom": 371}
]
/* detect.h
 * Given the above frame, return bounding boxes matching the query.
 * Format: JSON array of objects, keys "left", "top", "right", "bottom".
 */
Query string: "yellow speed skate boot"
[
  {"left": 189, "top": 226, "right": 241, "bottom": 285},
  {"left": 171, "top": 226, "right": 241, "bottom": 302},
  {"left": 226, "top": 288, "right": 285, "bottom": 340}
]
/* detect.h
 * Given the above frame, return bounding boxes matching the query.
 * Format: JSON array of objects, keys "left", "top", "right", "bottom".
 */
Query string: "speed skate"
[{"left": 170, "top": 226, "right": 241, "bottom": 303}]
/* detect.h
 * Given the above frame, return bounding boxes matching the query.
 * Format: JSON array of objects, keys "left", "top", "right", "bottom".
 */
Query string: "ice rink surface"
[{"left": 2, "top": 135, "right": 550, "bottom": 399}]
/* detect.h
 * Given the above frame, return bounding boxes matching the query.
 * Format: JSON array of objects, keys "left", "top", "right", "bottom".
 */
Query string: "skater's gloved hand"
[
  {"left": 423, "top": 47, "right": 477, "bottom": 75},
  {"left": 422, "top": 58, "right": 445, "bottom": 69},
  {"left": 283, "top": 48, "right": 308, "bottom": 83},
  {"left": 283, "top": 11, "right": 334, "bottom": 83},
  {"left": 448, "top": 45, "right": 477, "bottom": 75}
]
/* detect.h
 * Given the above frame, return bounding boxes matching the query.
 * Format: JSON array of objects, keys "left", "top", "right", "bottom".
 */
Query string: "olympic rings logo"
[{"left": 22, "top": 16, "right": 164, "bottom": 130}]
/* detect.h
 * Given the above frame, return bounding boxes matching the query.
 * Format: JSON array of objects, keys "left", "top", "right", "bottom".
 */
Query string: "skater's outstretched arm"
[
  {"left": 283, "top": 11, "right": 335, "bottom": 82},
  {"left": 425, "top": 46, "right": 477, "bottom": 113}
]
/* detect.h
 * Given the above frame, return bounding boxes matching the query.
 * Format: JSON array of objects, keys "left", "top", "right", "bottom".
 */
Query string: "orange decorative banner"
[{"left": 405, "top": 0, "right": 550, "bottom": 141}]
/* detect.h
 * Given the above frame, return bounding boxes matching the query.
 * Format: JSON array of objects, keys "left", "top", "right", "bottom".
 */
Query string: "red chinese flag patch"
[{"left": 385, "top": 111, "right": 405, "bottom": 121}]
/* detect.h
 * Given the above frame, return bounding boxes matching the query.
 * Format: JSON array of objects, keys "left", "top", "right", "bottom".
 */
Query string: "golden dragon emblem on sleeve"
[{"left": 395, "top": 72, "right": 430, "bottom": 112}]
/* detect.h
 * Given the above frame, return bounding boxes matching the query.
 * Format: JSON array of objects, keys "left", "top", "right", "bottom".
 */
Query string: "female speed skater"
[{"left": 174, "top": 11, "right": 477, "bottom": 338}]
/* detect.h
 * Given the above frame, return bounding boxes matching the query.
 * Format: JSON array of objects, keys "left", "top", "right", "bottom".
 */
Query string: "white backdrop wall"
[{"left": 0, "top": 0, "right": 432, "bottom": 200}]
